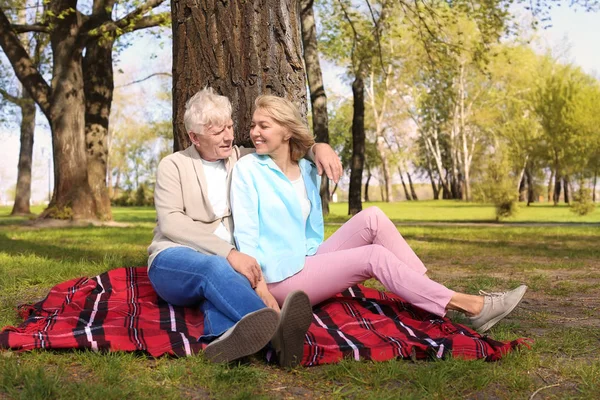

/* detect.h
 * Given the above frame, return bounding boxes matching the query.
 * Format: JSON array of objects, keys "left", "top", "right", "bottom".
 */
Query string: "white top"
[
  {"left": 291, "top": 175, "right": 311, "bottom": 224},
  {"left": 201, "top": 158, "right": 233, "bottom": 244}
]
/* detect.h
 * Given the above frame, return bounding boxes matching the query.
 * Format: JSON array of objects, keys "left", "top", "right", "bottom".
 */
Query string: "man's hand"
[
  {"left": 227, "top": 249, "right": 261, "bottom": 288},
  {"left": 311, "top": 143, "right": 343, "bottom": 183},
  {"left": 255, "top": 278, "right": 281, "bottom": 312}
]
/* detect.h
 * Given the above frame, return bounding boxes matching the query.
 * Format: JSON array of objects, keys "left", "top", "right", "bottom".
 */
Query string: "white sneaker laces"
[{"left": 478, "top": 290, "right": 506, "bottom": 297}]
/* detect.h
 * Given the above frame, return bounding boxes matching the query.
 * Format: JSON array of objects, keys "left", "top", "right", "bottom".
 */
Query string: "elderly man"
[{"left": 147, "top": 88, "right": 342, "bottom": 367}]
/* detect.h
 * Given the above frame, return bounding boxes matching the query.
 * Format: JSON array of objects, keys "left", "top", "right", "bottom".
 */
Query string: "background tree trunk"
[
  {"left": 547, "top": 168, "right": 554, "bottom": 203},
  {"left": 83, "top": 36, "right": 114, "bottom": 220},
  {"left": 518, "top": 174, "right": 526, "bottom": 202},
  {"left": 11, "top": 92, "right": 36, "bottom": 215},
  {"left": 348, "top": 73, "right": 365, "bottom": 215},
  {"left": 364, "top": 167, "right": 371, "bottom": 202},
  {"left": 172, "top": 0, "right": 307, "bottom": 151},
  {"left": 593, "top": 170, "right": 597, "bottom": 202},
  {"left": 563, "top": 176, "right": 570, "bottom": 204},
  {"left": 398, "top": 167, "right": 411, "bottom": 201},
  {"left": 526, "top": 167, "right": 535, "bottom": 206},
  {"left": 553, "top": 171, "right": 562, "bottom": 205},
  {"left": 300, "top": 0, "right": 330, "bottom": 215},
  {"left": 407, "top": 171, "right": 418, "bottom": 201}
]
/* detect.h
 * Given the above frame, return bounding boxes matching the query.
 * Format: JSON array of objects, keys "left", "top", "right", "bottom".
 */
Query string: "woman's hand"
[
  {"left": 255, "top": 278, "right": 281, "bottom": 313},
  {"left": 227, "top": 249, "right": 261, "bottom": 288}
]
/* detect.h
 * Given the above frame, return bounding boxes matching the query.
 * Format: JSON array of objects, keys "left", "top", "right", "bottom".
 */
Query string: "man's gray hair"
[{"left": 184, "top": 87, "right": 233, "bottom": 135}]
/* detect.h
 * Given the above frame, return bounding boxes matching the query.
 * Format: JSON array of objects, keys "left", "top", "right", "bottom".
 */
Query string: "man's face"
[{"left": 190, "top": 119, "right": 234, "bottom": 161}]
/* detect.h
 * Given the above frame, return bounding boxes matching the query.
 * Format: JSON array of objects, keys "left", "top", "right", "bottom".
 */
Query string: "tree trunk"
[
  {"left": 376, "top": 140, "right": 392, "bottom": 202},
  {"left": 553, "top": 171, "right": 562, "bottom": 206},
  {"left": 407, "top": 171, "right": 418, "bottom": 201},
  {"left": 526, "top": 167, "right": 535, "bottom": 206},
  {"left": 424, "top": 152, "right": 439, "bottom": 199},
  {"left": 172, "top": 0, "right": 307, "bottom": 150},
  {"left": 364, "top": 167, "right": 371, "bottom": 202},
  {"left": 518, "top": 174, "right": 526, "bottom": 202},
  {"left": 300, "top": 0, "right": 330, "bottom": 215},
  {"left": 83, "top": 35, "right": 114, "bottom": 220},
  {"left": 40, "top": 19, "right": 96, "bottom": 220},
  {"left": 547, "top": 168, "right": 554, "bottom": 203},
  {"left": 593, "top": 169, "right": 597, "bottom": 202},
  {"left": 348, "top": 73, "right": 365, "bottom": 215},
  {"left": 563, "top": 176, "right": 570, "bottom": 204},
  {"left": 398, "top": 167, "right": 411, "bottom": 201},
  {"left": 11, "top": 92, "right": 36, "bottom": 215}
]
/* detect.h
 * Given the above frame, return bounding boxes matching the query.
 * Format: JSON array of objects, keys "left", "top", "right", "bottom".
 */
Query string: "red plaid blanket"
[{"left": 0, "top": 267, "right": 529, "bottom": 364}]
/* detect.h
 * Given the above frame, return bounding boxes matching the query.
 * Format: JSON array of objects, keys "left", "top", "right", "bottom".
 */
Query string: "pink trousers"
[{"left": 267, "top": 207, "right": 455, "bottom": 316}]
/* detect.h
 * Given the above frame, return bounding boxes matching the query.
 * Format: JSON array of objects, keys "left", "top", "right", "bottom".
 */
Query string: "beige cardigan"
[{"left": 147, "top": 145, "right": 253, "bottom": 268}]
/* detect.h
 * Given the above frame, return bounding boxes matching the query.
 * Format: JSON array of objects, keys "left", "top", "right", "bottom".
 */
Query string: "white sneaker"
[{"left": 469, "top": 285, "right": 528, "bottom": 333}]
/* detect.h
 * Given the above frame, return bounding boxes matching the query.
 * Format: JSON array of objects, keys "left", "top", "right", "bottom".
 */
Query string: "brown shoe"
[{"left": 271, "top": 291, "right": 313, "bottom": 368}]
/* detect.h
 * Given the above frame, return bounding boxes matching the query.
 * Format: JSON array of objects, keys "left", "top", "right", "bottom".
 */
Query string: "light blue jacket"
[{"left": 230, "top": 154, "right": 324, "bottom": 283}]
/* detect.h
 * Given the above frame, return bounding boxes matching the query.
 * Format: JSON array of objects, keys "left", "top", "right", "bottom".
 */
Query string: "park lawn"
[
  {"left": 0, "top": 204, "right": 599, "bottom": 399},
  {"left": 326, "top": 200, "right": 600, "bottom": 224}
]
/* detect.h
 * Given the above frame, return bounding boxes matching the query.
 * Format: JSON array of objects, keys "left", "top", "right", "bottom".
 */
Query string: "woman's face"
[{"left": 250, "top": 108, "right": 290, "bottom": 156}]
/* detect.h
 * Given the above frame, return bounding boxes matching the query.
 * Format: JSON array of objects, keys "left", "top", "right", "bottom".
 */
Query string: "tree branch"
[
  {"left": 0, "top": 87, "right": 28, "bottom": 106},
  {"left": 0, "top": 9, "right": 51, "bottom": 117},
  {"left": 11, "top": 23, "right": 50, "bottom": 33},
  {"left": 87, "top": 0, "right": 167, "bottom": 37},
  {"left": 115, "top": 72, "right": 171, "bottom": 88}
]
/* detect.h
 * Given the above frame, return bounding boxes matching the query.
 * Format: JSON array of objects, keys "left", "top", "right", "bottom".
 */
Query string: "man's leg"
[
  {"left": 149, "top": 247, "right": 278, "bottom": 362},
  {"left": 149, "top": 247, "right": 268, "bottom": 337}
]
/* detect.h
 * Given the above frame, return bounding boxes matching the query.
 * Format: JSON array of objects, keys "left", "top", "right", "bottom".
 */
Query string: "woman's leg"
[
  {"left": 149, "top": 247, "right": 267, "bottom": 337},
  {"left": 268, "top": 244, "right": 453, "bottom": 316},
  {"left": 317, "top": 207, "right": 427, "bottom": 275}
]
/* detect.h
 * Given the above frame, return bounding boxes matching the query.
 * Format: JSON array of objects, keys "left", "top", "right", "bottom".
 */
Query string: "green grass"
[
  {"left": 1, "top": 203, "right": 599, "bottom": 399},
  {"left": 326, "top": 200, "right": 600, "bottom": 223}
]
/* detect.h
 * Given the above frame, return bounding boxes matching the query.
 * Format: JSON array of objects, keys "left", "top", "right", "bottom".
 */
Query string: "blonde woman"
[{"left": 230, "top": 95, "right": 527, "bottom": 333}]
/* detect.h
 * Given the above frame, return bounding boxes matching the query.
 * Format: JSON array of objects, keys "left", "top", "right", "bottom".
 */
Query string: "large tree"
[
  {"left": 0, "top": 0, "right": 168, "bottom": 220},
  {"left": 171, "top": 0, "right": 307, "bottom": 150},
  {"left": 300, "top": 0, "right": 331, "bottom": 214}
]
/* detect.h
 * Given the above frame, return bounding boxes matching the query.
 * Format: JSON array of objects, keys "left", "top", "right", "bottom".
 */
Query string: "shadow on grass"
[
  {"left": 0, "top": 231, "right": 109, "bottom": 262},
  {"left": 410, "top": 233, "right": 600, "bottom": 259}
]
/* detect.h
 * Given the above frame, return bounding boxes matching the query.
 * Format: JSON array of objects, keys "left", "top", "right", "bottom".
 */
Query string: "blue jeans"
[{"left": 148, "top": 247, "right": 266, "bottom": 339}]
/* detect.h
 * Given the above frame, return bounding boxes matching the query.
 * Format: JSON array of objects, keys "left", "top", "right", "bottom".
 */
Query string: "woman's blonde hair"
[{"left": 254, "top": 95, "right": 315, "bottom": 162}]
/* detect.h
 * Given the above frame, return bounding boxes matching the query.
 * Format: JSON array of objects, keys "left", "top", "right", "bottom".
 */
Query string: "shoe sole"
[
  {"left": 477, "top": 285, "right": 528, "bottom": 333},
  {"left": 273, "top": 291, "right": 313, "bottom": 368},
  {"left": 204, "top": 308, "right": 278, "bottom": 363}
]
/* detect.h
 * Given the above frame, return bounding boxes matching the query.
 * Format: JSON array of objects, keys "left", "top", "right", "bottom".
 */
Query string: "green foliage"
[
  {"left": 570, "top": 185, "right": 596, "bottom": 216},
  {"left": 43, "top": 205, "right": 73, "bottom": 220}
]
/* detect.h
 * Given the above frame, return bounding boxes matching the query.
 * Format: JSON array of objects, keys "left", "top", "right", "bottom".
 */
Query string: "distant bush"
[
  {"left": 570, "top": 185, "right": 595, "bottom": 216},
  {"left": 111, "top": 185, "right": 154, "bottom": 207},
  {"left": 472, "top": 155, "right": 519, "bottom": 220}
]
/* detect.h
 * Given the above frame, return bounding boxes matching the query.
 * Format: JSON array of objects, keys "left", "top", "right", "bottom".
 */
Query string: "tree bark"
[
  {"left": 376, "top": 139, "right": 392, "bottom": 202},
  {"left": 407, "top": 171, "right": 418, "bottom": 201},
  {"left": 553, "top": 171, "right": 562, "bottom": 206},
  {"left": 424, "top": 151, "right": 439, "bottom": 200},
  {"left": 526, "top": 166, "right": 535, "bottom": 206},
  {"left": 518, "top": 174, "right": 526, "bottom": 202},
  {"left": 547, "top": 168, "right": 554, "bottom": 203},
  {"left": 300, "top": 0, "right": 330, "bottom": 215},
  {"left": 171, "top": 0, "right": 307, "bottom": 150},
  {"left": 348, "top": 73, "right": 365, "bottom": 215},
  {"left": 364, "top": 167, "right": 371, "bottom": 202},
  {"left": 40, "top": 11, "right": 96, "bottom": 219},
  {"left": 83, "top": 35, "right": 114, "bottom": 220},
  {"left": 11, "top": 92, "right": 36, "bottom": 215},
  {"left": 593, "top": 169, "right": 597, "bottom": 203},
  {"left": 563, "top": 176, "right": 570, "bottom": 204},
  {"left": 398, "top": 167, "right": 411, "bottom": 201}
]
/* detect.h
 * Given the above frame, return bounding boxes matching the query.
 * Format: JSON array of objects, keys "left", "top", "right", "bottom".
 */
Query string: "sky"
[{"left": 0, "top": 6, "right": 599, "bottom": 205}]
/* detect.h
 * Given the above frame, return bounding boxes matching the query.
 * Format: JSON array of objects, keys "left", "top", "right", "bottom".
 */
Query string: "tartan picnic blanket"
[{"left": 0, "top": 267, "right": 529, "bottom": 365}]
